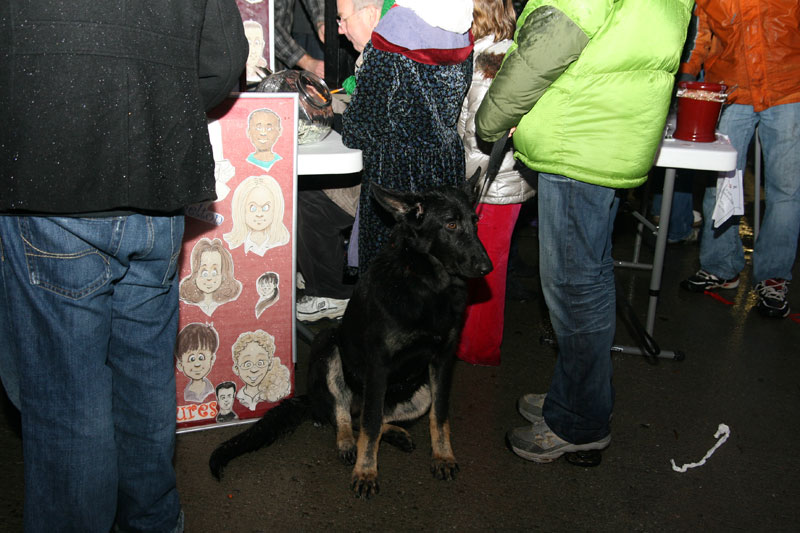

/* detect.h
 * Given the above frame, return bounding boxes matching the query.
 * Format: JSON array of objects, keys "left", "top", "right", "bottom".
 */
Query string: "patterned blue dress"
[{"left": 342, "top": 42, "right": 472, "bottom": 271}]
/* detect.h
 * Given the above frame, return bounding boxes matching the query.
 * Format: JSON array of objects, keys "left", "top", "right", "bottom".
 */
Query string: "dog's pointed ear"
[
  {"left": 371, "top": 183, "right": 423, "bottom": 221},
  {"left": 463, "top": 167, "right": 482, "bottom": 204}
]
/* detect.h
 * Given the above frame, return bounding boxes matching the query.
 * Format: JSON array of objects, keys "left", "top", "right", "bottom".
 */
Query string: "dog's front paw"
[
  {"left": 430, "top": 457, "right": 459, "bottom": 480},
  {"left": 351, "top": 471, "right": 380, "bottom": 498}
]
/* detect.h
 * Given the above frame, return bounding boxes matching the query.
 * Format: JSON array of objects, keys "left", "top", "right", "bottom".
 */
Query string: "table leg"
[
  {"left": 646, "top": 167, "right": 675, "bottom": 334},
  {"left": 611, "top": 167, "right": 684, "bottom": 360}
]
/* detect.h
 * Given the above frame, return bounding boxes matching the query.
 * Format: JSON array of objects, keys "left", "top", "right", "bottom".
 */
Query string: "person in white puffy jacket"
[{"left": 455, "top": 0, "right": 535, "bottom": 367}]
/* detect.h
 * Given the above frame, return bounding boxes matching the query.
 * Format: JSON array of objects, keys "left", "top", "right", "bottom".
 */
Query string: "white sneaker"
[
  {"left": 296, "top": 272, "right": 306, "bottom": 290},
  {"left": 296, "top": 295, "right": 348, "bottom": 322}
]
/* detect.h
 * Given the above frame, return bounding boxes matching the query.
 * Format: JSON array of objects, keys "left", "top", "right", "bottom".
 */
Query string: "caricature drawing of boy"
[
  {"left": 245, "top": 108, "right": 283, "bottom": 171},
  {"left": 175, "top": 323, "right": 219, "bottom": 404},
  {"left": 254, "top": 271, "right": 280, "bottom": 318},
  {"left": 215, "top": 381, "right": 239, "bottom": 423},
  {"left": 223, "top": 175, "right": 290, "bottom": 256},
  {"left": 179, "top": 238, "right": 242, "bottom": 316}
]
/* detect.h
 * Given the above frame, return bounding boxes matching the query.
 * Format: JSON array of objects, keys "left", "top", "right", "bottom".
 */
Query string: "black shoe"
[
  {"left": 680, "top": 269, "right": 740, "bottom": 293},
  {"left": 755, "top": 279, "right": 790, "bottom": 318}
]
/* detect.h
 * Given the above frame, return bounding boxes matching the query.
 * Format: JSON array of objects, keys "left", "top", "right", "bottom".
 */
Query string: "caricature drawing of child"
[
  {"left": 231, "top": 329, "right": 290, "bottom": 411},
  {"left": 175, "top": 323, "right": 219, "bottom": 404},
  {"left": 223, "top": 175, "right": 290, "bottom": 256},
  {"left": 215, "top": 381, "right": 239, "bottom": 423},
  {"left": 179, "top": 238, "right": 242, "bottom": 316},
  {"left": 255, "top": 271, "right": 280, "bottom": 318}
]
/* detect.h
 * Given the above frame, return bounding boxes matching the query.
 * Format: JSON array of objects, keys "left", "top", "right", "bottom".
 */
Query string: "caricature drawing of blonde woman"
[
  {"left": 255, "top": 271, "right": 280, "bottom": 318},
  {"left": 231, "top": 330, "right": 290, "bottom": 411},
  {"left": 223, "top": 175, "right": 290, "bottom": 256},
  {"left": 180, "top": 238, "right": 242, "bottom": 316}
]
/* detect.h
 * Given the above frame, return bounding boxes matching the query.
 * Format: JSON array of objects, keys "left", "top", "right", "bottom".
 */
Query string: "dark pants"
[{"left": 296, "top": 189, "right": 355, "bottom": 300}]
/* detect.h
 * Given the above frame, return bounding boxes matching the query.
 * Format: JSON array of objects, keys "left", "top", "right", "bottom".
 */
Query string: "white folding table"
[
  {"left": 297, "top": 129, "right": 362, "bottom": 175},
  {"left": 613, "top": 132, "right": 737, "bottom": 359}
]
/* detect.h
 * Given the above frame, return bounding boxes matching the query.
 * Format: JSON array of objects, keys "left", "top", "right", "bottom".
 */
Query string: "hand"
[
  {"left": 317, "top": 23, "right": 325, "bottom": 44},
  {"left": 296, "top": 54, "right": 325, "bottom": 78}
]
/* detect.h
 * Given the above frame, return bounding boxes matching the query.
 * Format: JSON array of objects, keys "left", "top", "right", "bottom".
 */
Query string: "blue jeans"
[
  {"left": 537, "top": 173, "right": 617, "bottom": 444},
  {"left": 652, "top": 171, "right": 695, "bottom": 242},
  {"left": 699, "top": 102, "right": 800, "bottom": 282},
  {"left": 0, "top": 214, "right": 184, "bottom": 533}
]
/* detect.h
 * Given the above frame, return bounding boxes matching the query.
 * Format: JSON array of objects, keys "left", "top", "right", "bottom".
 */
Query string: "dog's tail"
[{"left": 209, "top": 395, "right": 311, "bottom": 480}]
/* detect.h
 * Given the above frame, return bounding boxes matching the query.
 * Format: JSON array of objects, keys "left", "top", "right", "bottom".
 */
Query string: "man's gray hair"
[{"left": 352, "top": 0, "right": 384, "bottom": 10}]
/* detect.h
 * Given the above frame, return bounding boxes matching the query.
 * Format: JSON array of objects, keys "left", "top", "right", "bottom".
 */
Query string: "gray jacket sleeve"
[
  {"left": 475, "top": 6, "right": 589, "bottom": 142},
  {"left": 198, "top": 0, "right": 249, "bottom": 110}
]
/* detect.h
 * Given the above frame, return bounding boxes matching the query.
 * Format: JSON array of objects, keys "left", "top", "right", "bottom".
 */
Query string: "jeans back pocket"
[{"left": 19, "top": 217, "right": 115, "bottom": 300}]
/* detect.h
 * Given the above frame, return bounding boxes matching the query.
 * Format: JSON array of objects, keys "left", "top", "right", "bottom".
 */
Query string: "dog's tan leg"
[
  {"left": 326, "top": 351, "right": 356, "bottom": 463},
  {"left": 351, "top": 379, "right": 387, "bottom": 498},
  {"left": 351, "top": 428, "right": 381, "bottom": 498},
  {"left": 429, "top": 364, "right": 458, "bottom": 480}
]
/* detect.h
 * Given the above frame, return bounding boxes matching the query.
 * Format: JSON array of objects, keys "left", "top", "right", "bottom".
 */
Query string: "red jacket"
[{"left": 679, "top": 0, "right": 800, "bottom": 112}]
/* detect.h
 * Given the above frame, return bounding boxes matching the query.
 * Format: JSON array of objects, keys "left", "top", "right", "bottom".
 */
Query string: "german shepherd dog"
[{"left": 209, "top": 175, "right": 492, "bottom": 497}]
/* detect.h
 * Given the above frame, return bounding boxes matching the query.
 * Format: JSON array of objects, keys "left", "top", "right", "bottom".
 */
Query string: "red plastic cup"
[{"left": 673, "top": 81, "right": 727, "bottom": 142}]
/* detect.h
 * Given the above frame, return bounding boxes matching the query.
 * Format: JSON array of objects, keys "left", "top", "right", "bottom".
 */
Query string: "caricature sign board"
[{"left": 176, "top": 93, "right": 298, "bottom": 433}]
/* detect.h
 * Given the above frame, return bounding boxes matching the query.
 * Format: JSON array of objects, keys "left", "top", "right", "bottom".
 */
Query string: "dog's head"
[{"left": 371, "top": 176, "right": 493, "bottom": 279}]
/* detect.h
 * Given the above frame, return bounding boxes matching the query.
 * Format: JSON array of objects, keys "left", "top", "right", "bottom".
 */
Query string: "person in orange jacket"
[{"left": 678, "top": 0, "right": 800, "bottom": 318}]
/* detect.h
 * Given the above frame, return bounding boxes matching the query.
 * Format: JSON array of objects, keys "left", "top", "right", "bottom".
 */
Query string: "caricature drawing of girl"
[
  {"left": 223, "top": 175, "right": 290, "bottom": 256},
  {"left": 255, "top": 271, "right": 280, "bottom": 318},
  {"left": 231, "top": 329, "right": 291, "bottom": 410},
  {"left": 180, "top": 238, "right": 242, "bottom": 316}
]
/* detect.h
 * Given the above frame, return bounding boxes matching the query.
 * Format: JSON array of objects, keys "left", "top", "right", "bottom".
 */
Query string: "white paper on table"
[{"left": 712, "top": 169, "right": 744, "bottom": 228}]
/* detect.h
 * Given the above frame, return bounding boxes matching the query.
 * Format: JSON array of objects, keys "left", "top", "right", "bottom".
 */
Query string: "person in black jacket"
[{"left": 0, "top": 1, "right": 247, "bottom": 531}]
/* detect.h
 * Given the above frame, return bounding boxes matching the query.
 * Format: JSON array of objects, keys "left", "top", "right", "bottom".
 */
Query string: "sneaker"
[
  {"left": 296, "top": 272, "right": 306, "bottom": 290},
  {"left": 507, "top": 420, "right": 611, "bottom": 463},
  {"left": 667, "top": 226, "right": 699, "bottom": 244},
  {"left": 517, "top": 393, "right": 546, "bottom": 423},
  {"left": 680, "top": 269, "right": 740, "bottom": 293},
  {"left": 296, "top": 295, "right": 348, "bottom": 322},
  {"left": 755, "top": 279, "right": 790, "bottom": 318}
]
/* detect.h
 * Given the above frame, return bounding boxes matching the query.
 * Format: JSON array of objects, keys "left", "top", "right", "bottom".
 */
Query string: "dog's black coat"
[{"left": 209, "top": 176, "right": 492, "bottom": 497}]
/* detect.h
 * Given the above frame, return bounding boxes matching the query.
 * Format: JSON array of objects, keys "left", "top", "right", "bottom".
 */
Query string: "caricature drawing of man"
[
  {"left": 245, "top": 108, "right": 283, "bottom": 171},
  {"left": 215, "top": 381, "right": 239, "bottom": 423},
  {"left": 243, "top": 20, "right": 269, "bottom": 83}
]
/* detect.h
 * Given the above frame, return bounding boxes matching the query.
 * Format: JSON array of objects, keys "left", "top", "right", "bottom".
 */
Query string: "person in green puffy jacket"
[{"left": 476, "top": 0, "right": 693, "bottom": 463}]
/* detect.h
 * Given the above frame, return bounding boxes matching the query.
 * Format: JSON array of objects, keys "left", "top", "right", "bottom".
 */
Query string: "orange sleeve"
[{"left": 679, "top": 6, "right": 712, "bottom": 77}]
